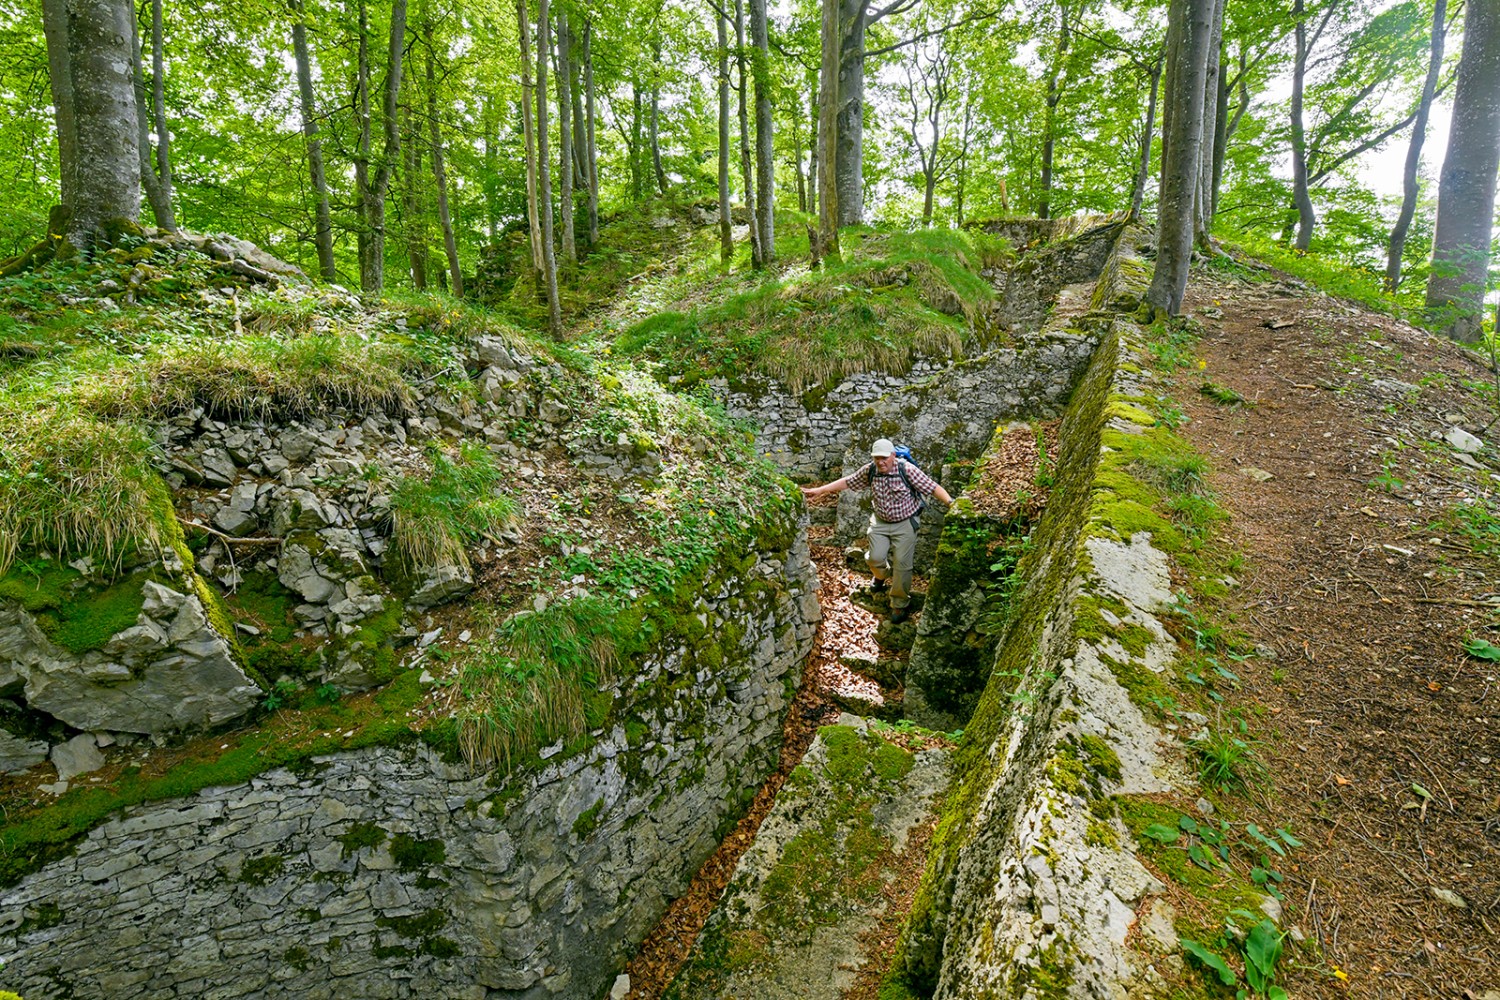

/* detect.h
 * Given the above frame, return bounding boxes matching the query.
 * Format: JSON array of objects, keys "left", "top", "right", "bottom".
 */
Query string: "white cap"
[{"left": 870, "top": 438, "right": 895, "bottom": 457}]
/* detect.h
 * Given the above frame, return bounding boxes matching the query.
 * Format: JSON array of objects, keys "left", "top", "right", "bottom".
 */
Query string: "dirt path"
[{"left": 1176, "top": 267, "right": 1500, "bottom": 999}]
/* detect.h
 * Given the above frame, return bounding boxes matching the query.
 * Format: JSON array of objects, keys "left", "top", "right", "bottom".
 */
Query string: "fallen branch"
[{"left": 181, "top": 520, "right": 281, "bottom": 545}]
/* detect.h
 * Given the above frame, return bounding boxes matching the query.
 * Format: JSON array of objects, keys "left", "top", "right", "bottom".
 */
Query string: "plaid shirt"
[{"left": 846, "top": 460, "right": 938, "bottom": 522}]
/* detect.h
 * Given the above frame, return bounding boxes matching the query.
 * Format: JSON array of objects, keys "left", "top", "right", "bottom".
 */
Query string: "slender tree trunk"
[
  {"left": 360, "top": 0, "right": 407, "bottom": 295},
  {"left": 750, "top": 0, "right": 774, "bottom": 260},
  {"left": 427, "top": 47, "right": 463, "bottom": 296},
  {"left": 817, "top": 0, "right": 841, "bottom": 258},
  {"left": 61, "top": 0, "right": 142, "bottom": 250},
  {"left": 1210, "top": 48, "right": 1244, "bottom": 218},
  {"left": 569, "top": 34, "right": 587, "bottom": 190},
  {"left": 734, "top": 0, "right": 763, "bottom": 266},
  {"left": 1194, "top": 0, "right": 1224, "bottom": 248},
  {"left": 793, "top": 106, "right": 807, "bottom": 213},
  {"left": 556, "top": 6, "right": 577, "bottom": 270},
  {"left": 1129, "top": 51, "right": 1163, "bottom": 221},
  {"left": 403, "top": 103, "right": 428, "bottom": 290},
  {"left": 147, "top": 0, "right": 174, "bottom": 229},
  {"left": 807, "top": 74, "right": 819, "bottom": 218},
  {"left": 1290, "top": 0, "right": 1316, "bottom": 251},
  {"left": 41, "top": 0, "right": 77, "bottom": 213},
  {"left": 956, "top": 101, "right": 972, "bottom": 227},
  {"left": 1386, "top": 0, "right": 1447, "bottom": 292},
  {"left": 352, "top": 0, "right": 372, "bottom": 283},
  {"left": 648, "top": 38, "right": 667, "bottom": 195},
  {"left": 517, "top": 0, "right": 544, "bottom": 290},
  {"left": 630, "top": 84, "right": 643, "bottom": 201},
  {"left": 1146, "top": 0, "right": 1213, "bottom": 317},
  {"left": 129, "top": 14, "right": 169, "bottom": 228},
  {"left": 716, "top": 7, "right": 733, "bottom": 263},
  {"left": 834, "top": 0, "right": 866, "bottom": 226},
  {"left": 583, "top": 21, "right": 599, "bottom": 245},
  {"left": 1038, "top": 1, "right": 1071, "bottom": 219},
  {"left": 1427, "top": 0, "right": 1500, "bottom": 342},
  {"left": 483, "top": 97, "right": 498, "bottom": 242},
  {"left": 293, "top": 0, "right": 336, "bottom": 280},
  {"left": 536, "top": 0, "right": 562, "bottom": 333}
]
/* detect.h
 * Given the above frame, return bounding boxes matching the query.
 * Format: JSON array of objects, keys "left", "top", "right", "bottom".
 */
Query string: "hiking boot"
[
  {"left": 871, "top": 577, "right": 889, "bottom": 593},
  {"left": 890, "top": 606, "right": 910, "bottom": 624}
]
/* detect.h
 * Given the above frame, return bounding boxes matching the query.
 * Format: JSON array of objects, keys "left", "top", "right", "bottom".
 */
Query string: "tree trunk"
[
  {"left": 834, "top": 0, "right": 866, "bottom": 226},
  {"left": 1290, "top": 0, "right": 1316, "bottom": 252},
  {"left": 793, "top": 111, "right": 807, "bottom": 213},
  {"left": 293, "top": 0, "right": 336, "bottom": 280},
  {"left": 734, "top": 0, "right": 763, "bottom": 267},
  {"left": 427, "top": 46, "right": 463, "bottom": 296},
  {"left": 1193, "top": 0, "right": 1224, "bottom": 248},
  {"left": 61, "top": 0, "right": 143, "bottom": 250},
  {"left": 556, "top": 6, "right": 577, "bottom": 270},
  {"left": 517, "top": 0, "right": 544, "bottom": 290},
  {"left": 536, "top": 0, "right": 562, "bottom": 333},
  {"left": 649, "top": 38, "right": 668, "bottom": 195},
  {"left": 569, "top": 34, "right": 587, "bottom": 190},
  {"left": 716, "top": 7, "right": 733, "bottom": 263},
  {"left": 807, "top": 74, "right": 819, "bottom": 217},
  {"left": 147, "top": 0, "right": 174, "bottom": 230},
  {"left": 359, "top": 0, "right": 407, "bottom": 295},
  {"left": 403, "top": 103, "right": 428, "bottom": 290},
  {"left": 583, "top": 21, "right": 599, "bottom": 245},
  {"left": 483, "top": 97, "right": 498, "bottom": 243},
  {"left": 352, "top": 0, "right": 371, "bottom": 284},
  {"left": 1386, "top": 0, "right": 1448, "bottom": 292},
  {"left": 130, "top": 13, "right": 168, "bottom": 228},
  {"left": 41, "top": 0, "right": 77, "bottom": 211},
  {"left": 1038, "top": 1, "right": 1071, "bottom": 219},
  {"left": 1146, "top": 0, "right": 1213, "bottom": 317},
  {"left": 1129, "top": 51, "right": 1163, "bottom": 221},
  {"left": 630, "top": 84, "right": 643, "bottom": 201},
  {"left": 1426, "top": 0, "right": 1500, "bottom": 343},
  {"left": 750, "top": 0, "right": 774, "bottom": 261},
  {"left": 817, "top": 0, "right": 840, "bottom": 257},
  {"left": 955, "top": 101, "right": 972, "bottom": 227}
]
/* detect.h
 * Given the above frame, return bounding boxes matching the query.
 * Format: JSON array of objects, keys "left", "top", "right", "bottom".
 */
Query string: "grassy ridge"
[{"left": 614, "top": 228, "right": 1012, "bottom": 391}]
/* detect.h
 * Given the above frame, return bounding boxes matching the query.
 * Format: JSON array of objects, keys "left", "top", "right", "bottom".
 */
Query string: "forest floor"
[{"left": 1172, "top": 261, "right": 1500, "bottom": 999}]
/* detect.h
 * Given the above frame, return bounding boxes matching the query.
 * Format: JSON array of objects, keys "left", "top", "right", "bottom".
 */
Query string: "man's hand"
[{"left": 800, "top": 484, "right": 821, "bottom": 499}]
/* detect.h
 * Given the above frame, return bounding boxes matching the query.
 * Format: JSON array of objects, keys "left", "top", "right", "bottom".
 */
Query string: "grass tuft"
[
  {"left": 390, "top": 442, "right": 518, "bottom": 573},
  {"left": 0, "top": 407, "right": 174, "bottom": 574},
  {"left": 455, "top": 596, "right": 619, "bottom": 771}
]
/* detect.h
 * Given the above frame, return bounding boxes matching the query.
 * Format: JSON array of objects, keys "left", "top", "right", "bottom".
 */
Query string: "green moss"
[
  {"left": 283, "top": 945, "right": 311, "bottom": 972},
  {"left": 873, "top": 742, "right": 915, "bottom": 782},
  {"left": 238, "top": 854, "right": 285, "bottom": 885},
  {"left": 1085, "top": 818, "right": 1120, "bottom": 849},
  {"left": 1076, "top": 733, "right": 1122, "bottom": 782},
  {"left": 572, "top": 798, "right": 605, "bottom": 839},
  {"left": 0, "top": 561, "right": 148, "bottom": 654},
  {"left": 18, "top": 900, "right": 63, "bottom": 934},
  {"left": 390, "top": 833, "right": 446, "bottom": 871},
  {"left": 1106, "top": 401, "right": 1157, "bottom": 426},
  {"left": 337, "top": 822, "right": 387, "bottom": 859}
]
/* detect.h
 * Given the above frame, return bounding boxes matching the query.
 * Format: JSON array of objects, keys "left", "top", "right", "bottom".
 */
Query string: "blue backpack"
[{"left": 890, "top": 445, "right": 928, "bottom": 520}]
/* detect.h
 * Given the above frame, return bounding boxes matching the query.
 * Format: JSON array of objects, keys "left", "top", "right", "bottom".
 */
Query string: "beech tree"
[
  {"left": 1427, "top": 0, "right": 1500, "bottom": 342},
  {"left": 40, "top": 0, "right": 142, "bottom": 251},
  {"left": 1385, "top": 0, "right": 1448, "bottom": 291},
  {"left": 1147, "top": 0, "right": 1215, "bottom": 316}
]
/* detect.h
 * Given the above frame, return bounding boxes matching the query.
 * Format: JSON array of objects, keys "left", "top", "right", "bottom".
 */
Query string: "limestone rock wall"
[
  {"left": 892, "top": 230, "right": 1194, "bottom": 999},
  {"left": 0, "top": 535, "right": 821, "bottom": 1000}
]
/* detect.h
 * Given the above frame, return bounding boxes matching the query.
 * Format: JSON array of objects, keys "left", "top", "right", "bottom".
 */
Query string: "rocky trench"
[{"left": 0, "top": 218, "right": 1189, "bottom": 1000}]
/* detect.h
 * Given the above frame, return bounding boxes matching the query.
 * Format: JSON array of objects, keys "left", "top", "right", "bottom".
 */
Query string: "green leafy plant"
[
  {"left": 1199, "top": 381, "right": 1248, "bottom": 406},
  {"left": 1189, "top": 720, "right": 1267, "bottom": 794},
  {"left": 262, "top": 679, "right": 299, "bottom": 711}
]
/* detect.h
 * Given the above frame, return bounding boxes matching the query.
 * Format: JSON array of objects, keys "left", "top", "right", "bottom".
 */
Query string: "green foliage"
[{"left": 1189, "top": 724, "right": 1268, "bottom": 795}]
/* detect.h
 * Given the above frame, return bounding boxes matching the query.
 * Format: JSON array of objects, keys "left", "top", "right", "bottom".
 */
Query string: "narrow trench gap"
[
  {"left": 621, "top": 514, "right": 907, "bottom": 999},
  {"left": 621, "top": 408, "right": 1063, "bottom": 996}
]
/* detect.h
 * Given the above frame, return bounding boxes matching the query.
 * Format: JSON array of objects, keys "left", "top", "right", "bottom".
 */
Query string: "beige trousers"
[{"left": 866, "top": 515, "right": 917, "bottom": 609}]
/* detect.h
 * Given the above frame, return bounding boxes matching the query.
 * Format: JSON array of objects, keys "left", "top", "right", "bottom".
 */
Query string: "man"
[{"left": 801, "top": 439, "right": 953, "bottom": 623}]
